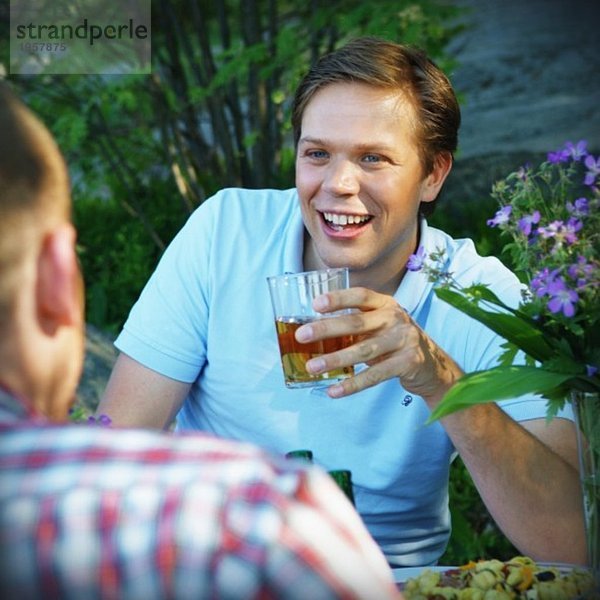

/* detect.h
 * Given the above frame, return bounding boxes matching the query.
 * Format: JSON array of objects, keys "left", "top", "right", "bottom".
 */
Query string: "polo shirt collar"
[{"left": 394, "top": 218, "right": 442, "bottom": 317}]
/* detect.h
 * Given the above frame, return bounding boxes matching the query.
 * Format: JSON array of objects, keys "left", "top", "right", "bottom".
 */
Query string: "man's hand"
[{"left": 295, "top": 286, "right": 463, "bottom": 402}]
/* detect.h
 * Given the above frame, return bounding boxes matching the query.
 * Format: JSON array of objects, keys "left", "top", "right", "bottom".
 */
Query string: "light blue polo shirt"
[{"left": 116, "top": 188, "right": 572, "bottom": 567}]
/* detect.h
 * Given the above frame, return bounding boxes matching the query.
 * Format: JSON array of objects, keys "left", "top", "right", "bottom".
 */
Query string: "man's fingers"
[
  {"left": 296, "top": 310, "right": 368, "bottom": 343},
  {"left": 297, "top": 292, "right": 409, "bottom": 343},
  {"left": 305, "top": 332, "right": 399, "bottom": 374},
  {"left": 326, "top": 358, "right": 400, "bottom": 398},
  {"left": 313, "top": 286, "right": 389, "bottom": 313}
]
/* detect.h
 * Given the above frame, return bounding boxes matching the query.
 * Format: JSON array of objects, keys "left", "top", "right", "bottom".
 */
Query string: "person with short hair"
[
  {"left": 98, "top": 38, "right": 586, "bottom": 566},
  {"left": 0, "top": 82, "right": 401, "bottom": 599}
]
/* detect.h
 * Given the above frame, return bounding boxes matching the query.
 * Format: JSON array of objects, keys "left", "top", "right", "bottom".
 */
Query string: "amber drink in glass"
[{"left": 267, "top": 268, "right": 355, "bottom": 388}]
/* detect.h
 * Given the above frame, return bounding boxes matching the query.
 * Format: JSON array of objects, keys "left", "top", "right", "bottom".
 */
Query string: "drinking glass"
[{"left": 267, "top": 268, "right": 355, "bottom": 388}]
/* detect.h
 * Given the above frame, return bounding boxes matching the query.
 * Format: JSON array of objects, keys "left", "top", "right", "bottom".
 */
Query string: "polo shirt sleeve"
[{"left": 114, "top": 198, "right": 218, "bottom": 383}]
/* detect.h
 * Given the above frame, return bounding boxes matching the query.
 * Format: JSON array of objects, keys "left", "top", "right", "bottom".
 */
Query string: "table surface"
[{"left": 393, "top": 566, "right": 453, "bottom": 583}]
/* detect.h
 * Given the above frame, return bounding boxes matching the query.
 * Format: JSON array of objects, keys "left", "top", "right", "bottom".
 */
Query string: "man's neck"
[
  {"left": 302, "top": 226, "right": 419, "bottom": 297},
  {"left": 349, "top": 264, "right": 407, "bottom": 297}
]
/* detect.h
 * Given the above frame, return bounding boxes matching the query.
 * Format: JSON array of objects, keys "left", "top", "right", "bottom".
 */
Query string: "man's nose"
[{"left": 323, "top": 160, "right": 360, "bottom": 196}]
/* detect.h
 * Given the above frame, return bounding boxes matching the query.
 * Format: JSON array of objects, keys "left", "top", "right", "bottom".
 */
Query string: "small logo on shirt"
[{"left": 402, "top": 395, "right": 413, "bottom": 407}]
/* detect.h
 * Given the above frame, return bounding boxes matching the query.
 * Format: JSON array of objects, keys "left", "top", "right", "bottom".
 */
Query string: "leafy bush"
[{"left": 76, "top": 202, "right": 160, "bottom": 333}]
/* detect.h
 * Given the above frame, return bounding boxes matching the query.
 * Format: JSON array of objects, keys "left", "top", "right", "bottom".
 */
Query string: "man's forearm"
[
  {"left": 437, "top": 402, "right": 586, "bottom": 564},
  {"left": 98, "top": 353, "right": 190, "bottom": 429}
]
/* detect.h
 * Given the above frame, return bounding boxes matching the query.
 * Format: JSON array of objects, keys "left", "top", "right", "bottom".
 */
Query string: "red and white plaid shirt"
[{"left": 0, "top": 390, "right": 400, "bottom": 599}]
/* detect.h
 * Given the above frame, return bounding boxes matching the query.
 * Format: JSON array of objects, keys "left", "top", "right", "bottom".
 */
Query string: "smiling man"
[{"left": 98, "top": 37, "right": 586, "bottom": 567}]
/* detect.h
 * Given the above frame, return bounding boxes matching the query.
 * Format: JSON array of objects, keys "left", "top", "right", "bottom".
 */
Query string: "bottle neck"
[
  {"left": 328, "top": 469, "right": 355, "bottom": 506},
  {"left": 285, "top": 449, "right": 314, "bottom": 462}
]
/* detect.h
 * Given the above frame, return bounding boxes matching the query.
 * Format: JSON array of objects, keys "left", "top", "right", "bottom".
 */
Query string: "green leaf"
[
  {"left": 544, "top": 355, "right": 584, "bottom": 374},
  {"left": 434, "top": 287, "right": 556, "bottom": 361},
  {"left": 498, "top": 341, "right": 519, "bottom": 367},
  {"left": 428, "top": 366, "right": 576, "bottom": 422},
  {"left": 461, "top": 284, "right": 514, "bottom": 308}
]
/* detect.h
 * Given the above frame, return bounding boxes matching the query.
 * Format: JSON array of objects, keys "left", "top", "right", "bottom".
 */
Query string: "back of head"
[
  {"left": 0, "top": 82, "right": 69, "bottom": 332},
  {"left": 291, "top": 37, "right": 461, "bottom": 198}
]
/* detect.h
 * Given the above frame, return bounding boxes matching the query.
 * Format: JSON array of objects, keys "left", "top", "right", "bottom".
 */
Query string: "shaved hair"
[{"left": 0, "top": 82, "right": 70, "bottom": 329}]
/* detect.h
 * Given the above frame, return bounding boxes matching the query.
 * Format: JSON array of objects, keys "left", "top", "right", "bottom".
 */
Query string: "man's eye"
[
  {"left": 307, "top": 150, "right": 328, "bottom": 159},
  {"left": 363, "top": 154, "right": 382, "bottom": 163}
]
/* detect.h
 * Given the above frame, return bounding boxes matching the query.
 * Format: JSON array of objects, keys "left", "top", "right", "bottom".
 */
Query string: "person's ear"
[
  {"left": 36, "top": 223, "right": 83, "bottom": 332},
  {"left": 421, "top": 152, "right": 453, "bottom": 204}
]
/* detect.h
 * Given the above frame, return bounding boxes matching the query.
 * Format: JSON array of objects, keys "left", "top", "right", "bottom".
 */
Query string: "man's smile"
[{"left": 321, "top": 210, "right": 373, "bottom": 232}]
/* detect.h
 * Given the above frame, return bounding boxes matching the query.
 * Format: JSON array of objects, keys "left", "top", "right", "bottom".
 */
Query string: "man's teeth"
[{"left": 323, "top": 212, "right": 370, "bottom": 226}]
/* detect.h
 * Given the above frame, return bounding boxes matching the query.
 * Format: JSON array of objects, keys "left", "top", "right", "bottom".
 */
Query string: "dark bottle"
[
  {"left": 286, "top": 451, "right": 355, "bottom": 507},
  {"left": 328, "top": 469, "right": 355, "bottom": 506},
  {"left": 285, "top": 449, "right": 314, "bottom": 462}
]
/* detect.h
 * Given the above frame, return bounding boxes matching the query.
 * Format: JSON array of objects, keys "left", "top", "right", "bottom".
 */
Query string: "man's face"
[{"left": 295, "top": 82, "right": 437, "bottom": 289}]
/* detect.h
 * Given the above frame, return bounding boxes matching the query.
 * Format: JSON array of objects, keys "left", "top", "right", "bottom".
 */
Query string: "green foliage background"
[
  {"left": 3, "top": 0, "right": 468, "bottom": 333},
  {"left": 1, "top": 0, "right": 521, "bottom": 565}
]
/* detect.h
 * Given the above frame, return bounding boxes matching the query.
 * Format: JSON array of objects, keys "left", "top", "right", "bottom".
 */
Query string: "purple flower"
[
  {"left": 584, "top": 154, "right": 600, "bottom": 186},
  {"left": 88, "top": 414, "right": 112, "bottom": 427},
  {"left": 517, "top": 210, "right": 540, "bottom": 236},
  {"left": 487, "top": 205, "right": 512, "bottom": 227},
  {"left": 587, "top": 365, "right": 599, "bottom": 377},
  {"left": 548, "top": 140, "right": 588, "bottom": 164},
  {"left": 530, "top": 267, "right": 559, "bottom": 297},
  {"left": 548, "top": 149, "right": 569, "bottom": 164},
  {"left": 564, "top": 140, "right": 588, "bottom": 161},
  {"left": 538, "top": 219, "right": 581, "bottom": 246},
  {"left": 407, "top": 246, "right": 426, "bottom": 271},
  {"left": 566, "top": 197, "right": 589, "bottom": 216},
  {"left": 538, "top": 220, "right": 562, "bottom": 239},
  {"left": 568, "top": 255, "right": 595, "bottom": 290},
  {"left": 568, "top": 255, "right": 587, "bottom": 277},
  {"left": 565, "top": 217, "right": 583, "bottom": 243},
  {"left": 546, "top": 278, "right": 579, "bottom": 317}
]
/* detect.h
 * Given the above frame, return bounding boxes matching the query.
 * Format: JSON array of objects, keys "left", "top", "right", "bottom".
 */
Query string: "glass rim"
[{"left": 266, "top": 267, "right": 349, "bottom": 285}]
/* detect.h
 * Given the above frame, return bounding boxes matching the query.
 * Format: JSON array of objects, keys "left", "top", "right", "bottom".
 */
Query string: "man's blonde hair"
[{"left": 0, "top": 83, "right": 70, "bottom": 330}]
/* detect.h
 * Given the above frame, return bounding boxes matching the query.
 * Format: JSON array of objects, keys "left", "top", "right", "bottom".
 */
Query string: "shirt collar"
[{"left": 394, "top": 218, "right": 439, "bottom": 316}]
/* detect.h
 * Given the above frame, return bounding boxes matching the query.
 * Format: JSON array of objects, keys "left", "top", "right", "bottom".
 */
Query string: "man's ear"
[
  {"left": 421, "top": 152, "right": 453, "bottom": 204},
  {"left": 36, "top": 223, "right": 83, "bottom": 332}
]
